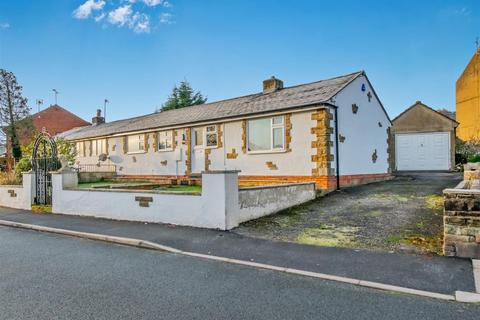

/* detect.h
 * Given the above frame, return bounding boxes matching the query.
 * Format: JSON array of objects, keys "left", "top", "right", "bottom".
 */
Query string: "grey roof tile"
[{"left": 60, "top": 71, "right": 363, "bottom": 140}]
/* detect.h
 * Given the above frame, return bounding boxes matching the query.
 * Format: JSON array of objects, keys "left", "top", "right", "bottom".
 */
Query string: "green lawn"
[
  {"left": 77, "top": 180, "right": 149, "bottom": 189},
  {"left": 77, "top": 180, "right": 201, "bottom": 193},
  {"left": 154, "top": 185, "right": 202, "bottom": 193}
]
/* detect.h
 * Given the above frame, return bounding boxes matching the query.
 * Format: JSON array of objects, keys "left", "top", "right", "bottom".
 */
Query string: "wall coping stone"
[
  {"left": 202, "top": 170, "right": 242, "bottom": 174},
  {"left": 0, "top": 185, "right": 23, "bottom": 188},
  {"left": 65, "top": 187, "right": 201, "bottom": 196}
]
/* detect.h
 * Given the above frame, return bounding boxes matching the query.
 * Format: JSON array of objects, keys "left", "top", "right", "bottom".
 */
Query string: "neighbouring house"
[
  {"left": 60, "top": 71, "right": 392, "bottom": 192},
  {"left": 389, "top": 101, "right": 458, "bottom": 171},
  {"left": 4, "top": 104, "right": 90, "bottom": 158},
  {"left": 456, "top": 48, "right": 480, "bottom": 141}
]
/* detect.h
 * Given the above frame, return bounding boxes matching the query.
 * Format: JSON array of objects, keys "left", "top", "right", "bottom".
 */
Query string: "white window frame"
[
  {"left": 127, "top": 134, "right": 146, "bottom": 154},
  {"left": 205, "top": 125, "right": 218, "bottom": 148},
  {"left": 193, "top": 128, "right": 204, "bottom": 149},
  {"left": 158, "top": 130, "right": 173, "bottom": 152},
  {"left": 247, "top": 116, "right": 286, "bottom": 154},
  {"left": 92, "top": 139, "right": 107, "bottom": 156}
]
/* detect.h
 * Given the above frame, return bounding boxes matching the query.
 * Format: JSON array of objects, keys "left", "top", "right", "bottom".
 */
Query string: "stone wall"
[
  {"left": 444, "top": 167, "right": 480, "bottom": 258},
  {"left": 78, "top": 172, "right": 117, "bottom": 183}
]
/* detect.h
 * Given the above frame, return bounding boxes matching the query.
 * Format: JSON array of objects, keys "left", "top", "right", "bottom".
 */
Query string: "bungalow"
[{"left": 60, "top": 71, "right": 392, "bottom": 191}]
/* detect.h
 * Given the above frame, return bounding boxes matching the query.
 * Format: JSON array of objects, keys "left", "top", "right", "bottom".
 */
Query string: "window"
[
  {"left": 158, "top": 130, "right": 173, "bottom": 151},
  {"left": 77, "top": 142, "right": 84, "bottom": 157},
  {"left": 92, "top": 139, "right": 107, "bottom": 156},
  {"left": 247, "top": 116, "right": 285, "bottom": 152},
  {"left": 127, "top": 135, "right": 145, "bottom": 153},
  {"left": 205, "top": 125, "right": 218, "bottom": 147},
  {"left": 194, "top": 128, "right": 203, "bottom": 147}
]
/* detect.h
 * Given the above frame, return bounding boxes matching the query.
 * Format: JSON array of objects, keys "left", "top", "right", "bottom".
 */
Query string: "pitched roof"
[
  {"left": 60, "top": 71, "right": 364, "bottom": 140},
  {"left": 32, "top": 105, "right": 90, "bottom": 135},
  {"left": 393, "top": 101, "right": 459, "bottom": 125}
]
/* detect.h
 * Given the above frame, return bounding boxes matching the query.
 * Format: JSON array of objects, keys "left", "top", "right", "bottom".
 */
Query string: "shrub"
[
  {"left": 0, "top": 171, "right": 22, "bottom": 185},
  {"left": 467, "top": 154, "right": 480, "bottom": 163},
  {"left": 14, "top": 157, "right": 32, "bottom": 177}
]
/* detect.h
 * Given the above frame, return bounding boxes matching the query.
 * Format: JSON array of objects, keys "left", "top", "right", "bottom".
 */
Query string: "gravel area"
[{"left": 235, "top": 172, "right": 462, "bottom": 254}]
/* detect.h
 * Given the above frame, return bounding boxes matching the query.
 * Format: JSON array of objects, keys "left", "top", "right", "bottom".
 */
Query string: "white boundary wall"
[
  {"left": 51, "top": 170, "right": 316, "bottom": 230},
  {"left": 0, "top": 173, "right": 34, "bottom": 210}
]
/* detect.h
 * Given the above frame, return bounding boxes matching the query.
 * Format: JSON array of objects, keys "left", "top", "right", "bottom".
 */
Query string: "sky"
[{"left": 0, "top": 0, "right": 478, "bottom": 122}]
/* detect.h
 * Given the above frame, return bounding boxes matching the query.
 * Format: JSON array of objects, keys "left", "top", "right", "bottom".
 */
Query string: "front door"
[{"left": 191, "top": 127, "right": 205, "bottom": 174}]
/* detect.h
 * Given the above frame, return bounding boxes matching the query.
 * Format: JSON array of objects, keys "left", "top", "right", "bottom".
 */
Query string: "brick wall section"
[{"left": 443, "top": 188, "right": 480, "bottom": 258}]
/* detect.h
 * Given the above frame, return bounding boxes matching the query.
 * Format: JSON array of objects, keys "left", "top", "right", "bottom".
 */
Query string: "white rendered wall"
[
  {"left": 0, "top": 173, "right": 33, "bottom": 210},
  {"left": 332, "top": 75, "right": 390, "bottom": 176},
  {"left": 51, "top": 171, "right": 239, "bottom": 229}
]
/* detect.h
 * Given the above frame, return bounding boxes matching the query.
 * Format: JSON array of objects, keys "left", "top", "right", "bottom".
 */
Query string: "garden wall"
[
  {"left": 443, "top": 165, "right": 480, "bottom": 258},
  {"left": 51, "top": 170, "right": 316, "bottom": 230},
  {"left": 0, "top": 173, "right": 33, "bottom": 210},
  {"left": 233, "top": 183, "right": 316, "bottom": 228}
]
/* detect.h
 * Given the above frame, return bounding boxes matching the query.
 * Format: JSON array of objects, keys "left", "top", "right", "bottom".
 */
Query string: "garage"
[
  {"left": 395, "top": 132, "right": 450, "bottom": 170},
  {"left": 390, "top": 101, "right": 458, "bottom": 172}
]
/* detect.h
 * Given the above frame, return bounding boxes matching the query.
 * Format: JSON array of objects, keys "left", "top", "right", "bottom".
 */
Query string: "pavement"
[
  {"left": 0, "top": 205, "right": 475, "bottom": 296},
  {"left": 1, "top": 226, "right": 479, "bottom": 320}
]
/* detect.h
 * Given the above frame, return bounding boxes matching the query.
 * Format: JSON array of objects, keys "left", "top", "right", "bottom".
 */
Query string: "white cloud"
[
  {"left": 130, "top": 12, "right": 150, "bottom": 33},
  {"left": 0, "top": 22, "right": 9, "bottom": 29},
  {"left": 74, "top": 0, "right": 173, "bottom": 34},
  {"left": 73, "top": 0, "right": 106, "bottom": 19},
  {"left": 108, "top": 5, "right": 133, "bottom": 26},
  {"left": 159, "top": 12, "right": 172, "bottom": 24}
]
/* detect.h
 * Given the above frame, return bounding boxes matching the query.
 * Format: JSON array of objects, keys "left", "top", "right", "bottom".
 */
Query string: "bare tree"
[{"left": 0, "top": 69, "right": 30, "bottom": 161}]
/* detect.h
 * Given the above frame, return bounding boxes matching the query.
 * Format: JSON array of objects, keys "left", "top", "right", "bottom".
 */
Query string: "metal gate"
[{"left": 32, "top": 132, "right": 60, "bottom": 205}]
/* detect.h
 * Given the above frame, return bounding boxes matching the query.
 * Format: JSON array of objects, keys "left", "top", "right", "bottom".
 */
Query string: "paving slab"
[{"left": 0, "top": 206, "right": 475, "bottom": 295}]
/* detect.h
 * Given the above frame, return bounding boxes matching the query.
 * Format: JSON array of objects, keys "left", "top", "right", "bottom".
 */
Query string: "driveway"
[{"left": 235, "top": 172, "right": 462, "bottom": 254}]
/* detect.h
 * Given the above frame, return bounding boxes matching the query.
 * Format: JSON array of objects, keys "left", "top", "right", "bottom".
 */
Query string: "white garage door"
[{"left": 396, "top": 132, "right": 450, "bottom": 171}]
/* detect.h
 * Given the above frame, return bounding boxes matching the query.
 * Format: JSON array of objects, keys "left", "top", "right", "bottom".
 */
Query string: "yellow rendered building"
[{"left": 457, "top": 48, "right": 480, "bottom": 141}]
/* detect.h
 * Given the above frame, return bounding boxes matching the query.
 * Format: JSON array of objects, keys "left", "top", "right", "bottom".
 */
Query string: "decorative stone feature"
[
  {"left": 123, "top": 136, "right": 128, "bottom": 154},
  {"left": 241, "top": 120, "right": 247, "bottom": 153},
  {"left": 311, "top": 109, "right": 334, "bottom": 177},
  {"left": 285, "top": 114, "right": 292, "bottom": 152},
  {"left": 443, "top": 187, "right": 480, "bottom": 258},
  {"left": 172, "top": 130, "right": 178, "bottom": 150},
  {"left": 153, "top": 132, "right": 158, "bottom": 152},
  {"left": 352, "top": 104, "right": 359, "bottom": 114},
  {"left": 132, "top": 156, "right": 137, "bottom": 163},
  {"left": 367, "top": 91, "right": 372, "bottom": 102},
  {"left": 185, "top": 128, "right": 191, "bottom": 175},
  {"left": 205, "top": 148, "right": 212, "bottom": 171},
  {"left": 135, "top": 196, "right": 153, "bottom": 208},
  {"left": 144, "top": 133, "right": 150, "bottom": 152},
  {"left": 7, "top": 190, "right": 17, "bottom": 197},
  {"left": 217, "top": 125, "right": 223, "bottom": 148},
  {"left": 112, "top": 143, "right": 116, "bottom": 152},
  {"left": 372, "top": 149, "right": 378, "bottom": 163},
  {"left": 378, "top": 122, "right": 382, "bottom": 127},
  {"left": 266, "top": 161, "right": 278, "bottom": 170},
  {"left": 227, "top": 148, "right": 238, "bottom": 159},
  {"left": 160, "top": 160, "right": 167, "bottom": 166},
  {"left": 339, "top": 134, "right": 346, "bottom": 143}
]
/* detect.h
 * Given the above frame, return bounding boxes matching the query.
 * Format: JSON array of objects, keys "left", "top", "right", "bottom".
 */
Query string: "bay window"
[{"left": 247, "top": 116, "right": 285, "bottom": 152}]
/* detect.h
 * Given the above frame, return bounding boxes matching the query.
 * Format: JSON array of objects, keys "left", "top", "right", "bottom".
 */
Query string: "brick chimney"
[
  {"left": 263, "top": 76, "right": 284, "bottom": 94},
  {"left": 92, "top": 109, "right": 105, "bottom": 126}
]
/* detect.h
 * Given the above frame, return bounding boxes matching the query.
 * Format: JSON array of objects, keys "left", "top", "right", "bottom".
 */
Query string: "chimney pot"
[
  {"left": 263, "top": 76, "right": 284, "bottom": 94},
  {"left": 92, "top": 109, "right": 105, "bottom": 126}
]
